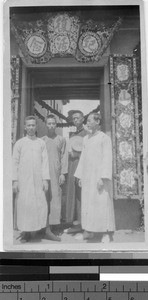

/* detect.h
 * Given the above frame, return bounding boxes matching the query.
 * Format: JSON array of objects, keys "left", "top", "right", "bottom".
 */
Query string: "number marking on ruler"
[{"left": 1, "top": 281, "right": 148, "bottom": 300}]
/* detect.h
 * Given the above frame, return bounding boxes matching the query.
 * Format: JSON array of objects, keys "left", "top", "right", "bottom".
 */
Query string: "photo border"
[{"left": 3, "top": 0, "right": 148, "bottom": 253}]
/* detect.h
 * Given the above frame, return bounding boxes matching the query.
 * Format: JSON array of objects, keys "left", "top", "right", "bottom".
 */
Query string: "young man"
[
  {"left": 74, "top": 113, "right": 115, "bottom": 242},
  {"left": 12, "top": 116, "right": 59, "bottom": 242},
  {"left": 65, "top": 110, "right": 87, "bottom": 234},
  {"left": 42, "top": 114, "right": 68, "bottom": 233}
]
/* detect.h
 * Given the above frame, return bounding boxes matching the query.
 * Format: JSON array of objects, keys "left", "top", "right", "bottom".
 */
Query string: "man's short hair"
[
  {"left": 89, "top": 112, "right": 102, "bottom": 123},
  {"left": 45, "top": 114, "right": 57, "bottom": 123},
  {"left": 72, "top": 110, "right": 84, "bottom": 117},
  {"left": 25, "top": 115, "right": 37, "bottom": 124}
]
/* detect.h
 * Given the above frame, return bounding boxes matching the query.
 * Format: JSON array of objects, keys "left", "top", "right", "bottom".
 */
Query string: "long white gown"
[
  {"left": 74, "top": 131, "right": 115, "bottom": 232},
  {"left": 12, "top": 136, "right": 50, "bottom": 232},
  {"left": 42, "top": 135, "right": 68, "bottom": 225}
]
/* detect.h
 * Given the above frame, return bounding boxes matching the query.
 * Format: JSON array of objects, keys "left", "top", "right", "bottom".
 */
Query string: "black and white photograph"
[{"left": 3, "top": 0, "right": 148, "bottom": 251}]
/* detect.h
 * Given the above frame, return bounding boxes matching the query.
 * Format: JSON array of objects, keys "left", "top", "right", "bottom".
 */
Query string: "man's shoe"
[
  {"left": 64, "top": 224, "right": 82, "bottom": 234},
  {"left": 19, "top": 232, "right": 31, "bottom": 243},
  {"left": 45, "top": 228, "right": 61, "bottom": 242},
  {"left": 83, "top": 231, "right": 94, "bottom": 240},
  {"left": 74, "top": 231, "right": 94, "bottom": 240},
  {"left": 101, "top": 234, "right": 110, "bottom": 243}
]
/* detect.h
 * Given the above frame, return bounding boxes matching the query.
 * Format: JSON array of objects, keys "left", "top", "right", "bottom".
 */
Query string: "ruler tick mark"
[{"left": 136, "top": 282, "right": 138, "bottom": 292}]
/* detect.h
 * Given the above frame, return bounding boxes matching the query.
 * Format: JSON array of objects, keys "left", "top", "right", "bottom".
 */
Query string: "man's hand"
[
  {"left": 59, "top": 174, "right": 65, "bottom": 185},
  {"left": 97, "top": 179, "right": 104, "bottom": 192},
  {"left": 78, "top": 179, "right": 82, "bottom": 188},
  {"left": 13, "top": 181, "right": 19, "bottom": 194},
  {"left": 69, "top": 150, "right": 80, "bottom": 159},
  {"left": 43, "top": 180, "right": 48, "bottom": 193}
]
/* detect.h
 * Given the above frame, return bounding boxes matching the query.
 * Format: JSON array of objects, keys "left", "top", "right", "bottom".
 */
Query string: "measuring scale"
[{"left": 1, "top": 281, "right": 148, "bottom": 300}]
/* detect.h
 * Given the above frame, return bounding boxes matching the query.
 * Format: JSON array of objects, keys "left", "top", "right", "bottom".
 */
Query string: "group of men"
[{"left": 12, "top": 110, "right": 115, "bottom": 243}]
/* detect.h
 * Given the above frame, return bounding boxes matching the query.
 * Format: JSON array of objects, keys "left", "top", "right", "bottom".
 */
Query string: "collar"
[{"left": 75, "top": 127, "right": 84, "bottom": 134}]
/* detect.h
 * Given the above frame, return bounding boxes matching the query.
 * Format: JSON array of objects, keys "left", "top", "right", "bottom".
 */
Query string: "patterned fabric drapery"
[
  {"left": 110, "top": 55, "right": 142, "bottom": 201},
  {"left": 11, "top": 56, "right": 21, "bottom": 145},
  {"left": 11, "top": 13, "right": 122, "bottom": 64}
]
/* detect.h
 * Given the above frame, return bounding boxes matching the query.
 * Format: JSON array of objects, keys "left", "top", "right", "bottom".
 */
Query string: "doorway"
[
  {"left": 19, "top": 63, "right": 141, "bottom": 231},
  {"left": 20, "top": 66, "right": 105, "bottom": 137}
]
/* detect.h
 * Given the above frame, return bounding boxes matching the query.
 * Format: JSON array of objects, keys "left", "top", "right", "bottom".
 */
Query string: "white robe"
[
  {"left": 12, "top": 136, "right": 50, "bottom": 232},
  {"left": 42, "top": 135, "right": 68, "bottom": 225},
  {"left": 74, "top": 131, "right": 115, "bottom": 232}
]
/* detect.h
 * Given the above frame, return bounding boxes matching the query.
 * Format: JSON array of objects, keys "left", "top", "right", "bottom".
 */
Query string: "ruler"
[
  {"left": 1, "top": 280, "right": 148, "bottom": 300},
  {"left": 1, "top": 260, "right": 148, "bottom": 299}
]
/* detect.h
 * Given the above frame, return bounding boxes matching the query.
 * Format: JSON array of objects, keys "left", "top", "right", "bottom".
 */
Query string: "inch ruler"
[{"left": 1, "top": 281, "right": 148, "bottom": 300}]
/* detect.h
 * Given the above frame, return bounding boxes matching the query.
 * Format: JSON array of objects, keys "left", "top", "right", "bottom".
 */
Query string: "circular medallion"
[
  {"left": 79, "top": 31, "right": 101, "bottom": 57},
  {"left": 54, "top": 15, "right": 71, "bottom": 33},
  {"left": 119, "top": 89, "right": 131, "bottom": 106},
  {"left": 54, "top": 35, "right": 70, "bottom": 53},
  {"left": 25, "top": 34, "right": 47, "bottom": 58},
  {"left": 119, "top": 113, "right": 132, "bottom": 129},
  {"left": 116, "top": 64, "right": 129, "bottom": 82}
]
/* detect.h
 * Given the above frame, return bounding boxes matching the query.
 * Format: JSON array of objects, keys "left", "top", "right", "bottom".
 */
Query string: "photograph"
[{"left": 3, "top": 0, "right": 148, "bottom": 251}]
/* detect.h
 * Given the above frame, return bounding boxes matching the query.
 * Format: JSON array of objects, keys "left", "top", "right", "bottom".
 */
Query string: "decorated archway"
[
  {"left": 10, "top": 8, "right": 143, "bottom": 230},
  {"left": 11, "top": 12, "right": 122, "bottom": 64}
]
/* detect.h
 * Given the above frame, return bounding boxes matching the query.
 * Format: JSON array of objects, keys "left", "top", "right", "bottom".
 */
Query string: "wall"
[{"left": 111, "top": 29, "right": 140, "bottom": 55}]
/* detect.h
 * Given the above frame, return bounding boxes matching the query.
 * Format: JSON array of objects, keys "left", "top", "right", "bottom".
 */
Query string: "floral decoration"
[{"left": 11, "top": 14, "right": 122, "bottom": 64}]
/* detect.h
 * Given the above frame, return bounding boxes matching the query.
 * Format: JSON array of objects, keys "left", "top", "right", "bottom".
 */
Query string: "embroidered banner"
[
  {"left": 110, "top": 55, "right": 142, "bottom": 201},
  {"left": 11, "top": 14, "right": 122, "bottom": 64},
  {"left": 11, "top": 56, "right": 21, "bottom": 144}
]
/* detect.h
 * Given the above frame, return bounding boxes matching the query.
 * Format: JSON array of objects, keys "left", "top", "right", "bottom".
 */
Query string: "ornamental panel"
[
  {"left": 110, "top": 55, "right": 142, "bottom": 200},
  {"left": 11, "top": 13, "right": 122, "bottom": 64}
]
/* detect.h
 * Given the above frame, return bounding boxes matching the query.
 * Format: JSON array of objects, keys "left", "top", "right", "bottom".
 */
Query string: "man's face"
[
  {"left": 72, "top": 113, "right": 84, "bottom": 129},
  {"left": 46, "top": 118, "right": 57, "bottom": 132},
  {"left": 25, "top": 119, "right": 37, "bottom": 136},
  {"left": 87, "top": 114, "right": 99, "bottom": 131}
]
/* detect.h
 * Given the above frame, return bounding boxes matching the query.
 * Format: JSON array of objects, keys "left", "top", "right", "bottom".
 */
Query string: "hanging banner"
[
  {"left": 11, "top": 14, "right": 122, "bottom": 64},
  {"left": 110, "top": 55, "right": 142, "bottom": 201},
  {"left": 11, "top": 56, "right": 21, "bottom": 145}
]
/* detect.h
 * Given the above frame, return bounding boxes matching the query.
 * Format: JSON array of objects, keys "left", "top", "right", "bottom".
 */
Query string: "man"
[
  {"left": 12, "top": 116, "right": 59, "bottom": 242},
  {"left": 74, "top": 113, "right": 115, "bottom": 242},
  {"left": 42, "top": 114, "right": 68, "bottom": 234},
  {"left": 65, "top": 110, "right": 87, "bottom": 234}
]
